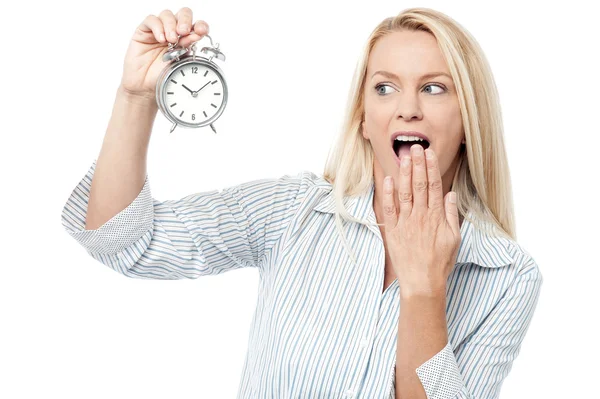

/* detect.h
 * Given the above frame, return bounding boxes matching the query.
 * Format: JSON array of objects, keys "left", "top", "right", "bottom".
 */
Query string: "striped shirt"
[{"left": 61, "top": 159, "right": 543, "bottom": 399}]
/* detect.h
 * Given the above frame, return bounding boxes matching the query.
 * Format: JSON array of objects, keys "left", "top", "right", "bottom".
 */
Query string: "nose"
[{"left": 394, "top": 95, "right": 423, "bottom": 121}]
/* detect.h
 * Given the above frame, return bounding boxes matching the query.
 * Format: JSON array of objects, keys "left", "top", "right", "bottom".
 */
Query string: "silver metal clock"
[{"left": 155, "top": 34, "right": 228, "bottom": 134}]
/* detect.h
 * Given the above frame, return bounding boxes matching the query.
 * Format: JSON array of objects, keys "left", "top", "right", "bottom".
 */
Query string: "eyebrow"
[{"left": 371, "top": 70, "right": 452, "bottom": 80}]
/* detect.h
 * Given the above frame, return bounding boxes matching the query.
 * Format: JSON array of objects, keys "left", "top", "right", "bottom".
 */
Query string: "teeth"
[{"left": 395, "top": 135, "right": 426, "bottom": 142}]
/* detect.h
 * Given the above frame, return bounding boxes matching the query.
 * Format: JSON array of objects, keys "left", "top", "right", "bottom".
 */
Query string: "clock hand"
[
  {"left": 193, "top": 81, "right": 212, "bottom": 95},
  {"left": 182, "top": 84, "right": 195, "bottom": 95}
]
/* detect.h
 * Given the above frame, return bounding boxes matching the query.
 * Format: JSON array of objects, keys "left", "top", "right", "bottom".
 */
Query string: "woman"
[{"left": 61, "top": 6, "right": 543, "bottom": 399}]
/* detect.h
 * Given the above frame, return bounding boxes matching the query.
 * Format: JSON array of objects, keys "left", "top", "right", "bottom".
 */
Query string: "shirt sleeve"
[
  {"left": 413, "top": 259, "right": 543, "bottom": 399},
  {"left": 60, "top": 159, "right": 312, "bottom": 279}
]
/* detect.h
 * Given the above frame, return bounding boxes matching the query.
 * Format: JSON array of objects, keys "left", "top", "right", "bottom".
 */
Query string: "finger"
[
  {"left": 175, "top": 7, "right": 193, "bottom": 35},
  {"left": 178, "top": 20, "right": 209, "bottom": 49},
  {"left": 398, "top": 155, "right": 413, "bottom": 219},
  {"left": 382, "top": 176, "right": 398, "bottom": 231},
  {"left": 445, "top": 191, "right": 460, "bottom": 237},
  {"left": 411, "top": 144, "right": 428, "bottom": 213},
  {"left": 425, "top": 148, "right": 444, "bottom": 213},
  {"left": 192, "top": 19, "right": 210, "bottom": 36},
  {"left": 159, "top": 9, "right": 178, "bottom": 44},
  {"left": 136, "top": 14, "right": 166, "bottom": 43}
]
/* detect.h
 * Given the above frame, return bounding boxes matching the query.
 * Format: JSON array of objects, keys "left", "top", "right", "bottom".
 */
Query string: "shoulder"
[
  {"left": 221, "top": 170, "right": 323, "bottom": 198},
  {"left": 482, "top": 238, "right": 544, "bottom": 293},
  {"left": 503, "top": 237, "right": 544, "bottom": 285}
]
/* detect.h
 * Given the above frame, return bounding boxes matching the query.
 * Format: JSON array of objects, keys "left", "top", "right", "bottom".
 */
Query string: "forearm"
[
  {"left": 395, "top": 293, "right": 448, "bottom": 399},
  {"left": 85, "top": 85, "right": 158, "bottom": 230}
]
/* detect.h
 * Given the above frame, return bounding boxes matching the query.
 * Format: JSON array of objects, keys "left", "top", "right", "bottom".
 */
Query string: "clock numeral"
[
  {"left": 192, "top": 67, "right": 198, "bottom": 74},
  {"left": 192, "top": 114, "right": 196, "bottom": 121}
]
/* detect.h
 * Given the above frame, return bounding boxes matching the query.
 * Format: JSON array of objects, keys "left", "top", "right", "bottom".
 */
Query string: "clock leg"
[{"left": 170, "top": 122, "right": 178, "bottom": 134}]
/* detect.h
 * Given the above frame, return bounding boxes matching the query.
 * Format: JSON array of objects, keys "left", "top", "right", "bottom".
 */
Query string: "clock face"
[{"left": 162, "top": 62, "right": 226, "bottom": 125}]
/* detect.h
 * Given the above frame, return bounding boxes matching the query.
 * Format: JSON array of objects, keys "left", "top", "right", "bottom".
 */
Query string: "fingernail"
[
  {"left": 402, "top": 156, "right": 411, "bottom": 167},
  {"left": 425, "top": 149, "right": 433, "bottom": 159},
  {"left": 449, "top": 192, "right": 457, "bottom": 203},
  {"left": 180, "top": 24, "right": 190, "bottom": 33}
]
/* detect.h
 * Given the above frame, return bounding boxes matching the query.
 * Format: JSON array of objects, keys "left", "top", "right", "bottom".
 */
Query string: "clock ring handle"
[
  {"left": 167, "top": 33, "right": 212, "bottom": 53},
  {"left": 165, "top": 33, "right": 225, "bottom": 63}
]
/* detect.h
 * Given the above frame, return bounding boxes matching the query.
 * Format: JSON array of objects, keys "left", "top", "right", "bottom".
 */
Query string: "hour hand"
[{"left": 182, "top": 84, "right": 194, "bottom": 95}]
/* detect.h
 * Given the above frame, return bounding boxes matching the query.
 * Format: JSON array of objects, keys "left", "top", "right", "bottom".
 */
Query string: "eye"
[
  {"left": 374, "top": 83, "right": 447, "bottom": 96},
  {"left": 375, "top": 83, "right": 394, "bottom": 96},
  {"left": 423, "top": 83, "right": 446, "bottom": 95}
]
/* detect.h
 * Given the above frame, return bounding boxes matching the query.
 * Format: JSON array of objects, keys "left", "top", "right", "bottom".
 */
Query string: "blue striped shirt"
[{"left": 61, "top": 159, "right": 543, "bottom": 399}]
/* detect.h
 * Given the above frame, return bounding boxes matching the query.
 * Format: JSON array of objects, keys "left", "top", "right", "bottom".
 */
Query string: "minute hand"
[{"left": 194, "top": 81, "right": 212, "bottom": 95}]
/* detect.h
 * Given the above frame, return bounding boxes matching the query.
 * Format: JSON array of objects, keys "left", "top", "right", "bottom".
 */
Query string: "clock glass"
[{"left": 162, "top": 62, "right": 226, "bottom": 126}]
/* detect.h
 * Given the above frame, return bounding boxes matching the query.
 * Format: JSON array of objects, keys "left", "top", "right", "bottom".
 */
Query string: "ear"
[{"left": 361, "top": 121, "right": 368, "bottom": 139}]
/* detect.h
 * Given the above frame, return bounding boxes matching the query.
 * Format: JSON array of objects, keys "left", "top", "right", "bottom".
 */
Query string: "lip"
[{"left": 390, "top": 131, "right": 430, "bottom": 147}]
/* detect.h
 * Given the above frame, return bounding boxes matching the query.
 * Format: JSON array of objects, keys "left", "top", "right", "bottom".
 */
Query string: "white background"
[{"left": 1, "top": 0, "right": 598, "bottom": 398}]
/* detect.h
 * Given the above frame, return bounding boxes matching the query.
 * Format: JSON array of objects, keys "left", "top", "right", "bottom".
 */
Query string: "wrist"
[
  {"left": 117, "top": 85, "right": 158, "bottom": 109},
  {"left": 400, "top": 286, "right": 446, "bottom": 301}
]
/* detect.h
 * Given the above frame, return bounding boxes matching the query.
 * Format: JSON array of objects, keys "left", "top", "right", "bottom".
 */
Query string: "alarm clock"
[{"left": 155, "top": 34, "right": 228, "bottom": 134}]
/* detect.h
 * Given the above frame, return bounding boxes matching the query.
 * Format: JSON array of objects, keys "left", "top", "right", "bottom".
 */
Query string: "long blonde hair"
[{"left": 322, "top": 7, "right": 516, "bottom": 265}]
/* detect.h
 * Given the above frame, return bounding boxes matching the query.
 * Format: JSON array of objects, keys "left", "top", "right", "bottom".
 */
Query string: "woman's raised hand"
[
  {"left": 120, "top": 7, "right": 210, "bottom": 102},
  {"left": 382, "top": 145, "right": 462, "bottom": 299}
]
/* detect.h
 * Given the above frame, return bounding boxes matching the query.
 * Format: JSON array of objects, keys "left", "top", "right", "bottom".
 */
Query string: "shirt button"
[{"left": 360, "top": 339, "right": 368, "bottom": 348}]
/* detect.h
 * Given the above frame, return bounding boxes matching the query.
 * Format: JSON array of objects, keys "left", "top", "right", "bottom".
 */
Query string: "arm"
[
  {"left": 394, "top": 293, "right": 448, "bottom": 399},
  {"left": 61, "top": 160, "right": 314, "bottom": 279},
  {"left": 85, "top": 85, "right": 157, "bottom": 230},
  {"left": 392, "top": 259, "right": 543, "bottom": 399}
]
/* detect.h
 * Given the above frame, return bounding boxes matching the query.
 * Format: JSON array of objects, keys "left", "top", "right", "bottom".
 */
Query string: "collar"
[{"left": 312, "top": 179, "right": 513, "bottom": 268}]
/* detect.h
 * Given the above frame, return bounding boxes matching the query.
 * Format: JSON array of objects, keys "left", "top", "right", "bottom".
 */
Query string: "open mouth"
[{"left": 393, "top": 139, "right": 430, "bottom": 158}]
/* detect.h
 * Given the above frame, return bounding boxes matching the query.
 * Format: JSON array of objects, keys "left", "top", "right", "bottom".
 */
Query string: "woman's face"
[{"left": 362, "top": 29, "right": 464, "bottom": 196}]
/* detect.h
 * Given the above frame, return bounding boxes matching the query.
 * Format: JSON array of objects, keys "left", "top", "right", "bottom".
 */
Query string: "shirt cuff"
[
  {"left": 415, "top": 341, "right": 465, "bottom": 399},
  {"left": 60, "top": 159, "right": 154, "bottom": 255}
]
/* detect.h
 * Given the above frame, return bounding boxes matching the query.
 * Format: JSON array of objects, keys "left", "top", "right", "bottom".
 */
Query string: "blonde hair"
[{"left": 322, "top": 7, "right": 516, "bottom": 265}]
